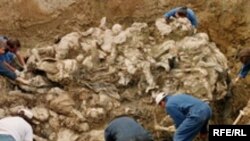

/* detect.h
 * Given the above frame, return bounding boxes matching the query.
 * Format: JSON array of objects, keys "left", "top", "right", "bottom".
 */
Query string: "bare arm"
[
  {"left": 3, "top": 61, "right": 16, "bottom": 72},
  {"left": 15, "top": 51, "right": 26, "bottom": 66}
]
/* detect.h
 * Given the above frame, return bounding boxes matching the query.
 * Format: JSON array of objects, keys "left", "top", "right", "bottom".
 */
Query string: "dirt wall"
[{"left": 1, "top": 0, "right": 250, "bottom": 52}]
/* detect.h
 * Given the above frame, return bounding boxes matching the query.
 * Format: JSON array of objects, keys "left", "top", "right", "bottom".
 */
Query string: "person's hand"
[
  {"left": 15, "top": 69, "right": 21, "bottom": 77},
  {"left": 169, "top": 16, "right": 175, "bottom": 20},
  {"left": 193, "top": 28, "right": 197, "bottom": 34},
  {"left": 19, "top": 71, "right": 26, "bottom": 78},
  {"left": 232, "top": 77, "right": 240, "bottom": 85},
  {"left": 165, "top": 16, "right": 175, "bottom": 24},
  {"left": 23, "top": 65, "right": 28, "bottom": 72}
]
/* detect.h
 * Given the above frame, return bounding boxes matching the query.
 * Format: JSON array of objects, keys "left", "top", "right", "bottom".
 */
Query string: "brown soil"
[{"left": 1, "top": 0, "right": 250, "bottom": 140}]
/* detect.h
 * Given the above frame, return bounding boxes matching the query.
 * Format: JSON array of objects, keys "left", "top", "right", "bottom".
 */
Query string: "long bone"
[{"left": 233, "top": 110, "right": 245, "bottom": 125}]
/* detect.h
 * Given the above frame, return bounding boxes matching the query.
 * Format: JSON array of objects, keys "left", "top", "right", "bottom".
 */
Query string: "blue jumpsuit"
[
  {"left": 165, "top": 94, "right": 212, "bottom": 141},
  {"left": 238, "top": 63, "right": 250, "bottom": 78},
  {"left": 0, "top": 52, "right": 17, "bottom": 80},
  {"left": 164, "top": 7, "right": 198, "bottom": 28},
  {"left": 105, "top": 116, "right": 153, "bottom": 141}
]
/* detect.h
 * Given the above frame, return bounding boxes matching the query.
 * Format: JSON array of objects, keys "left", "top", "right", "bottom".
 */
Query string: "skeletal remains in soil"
[{"left": 0, "top": 17, "right": 230, "bottom": 140}]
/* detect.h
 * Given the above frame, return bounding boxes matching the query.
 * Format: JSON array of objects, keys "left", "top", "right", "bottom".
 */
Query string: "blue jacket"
[
  {"left": 165, "top": 94, "right": 211, "bottom": 128},
  {"left": 164, "top": 7, "right": 198, "bottom": 27},
  {"left": 104, "top": 116, "right": 153, "bottom": 141},
  {"left": 0, "top": 52, "right": 15, "bottom": 64},
  {"left": 238, "top": 63, "right": 250, "bottom": 78}
]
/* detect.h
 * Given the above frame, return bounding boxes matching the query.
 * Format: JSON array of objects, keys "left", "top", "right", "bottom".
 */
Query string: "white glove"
[
  {"left": 193, "top": 28, "right": 197, "bottom": 34},
  {"left": 19, "top": 71, "right": 25, "bottom": 78},
  {"left": 14, "top": 70, "right": 21, "bottom": 76},
  {"left": 169, "top": 16, "right": 175, "bottom": 20},
  {"left": 23, "top": 65, "right": 28, "bottom": 72}
]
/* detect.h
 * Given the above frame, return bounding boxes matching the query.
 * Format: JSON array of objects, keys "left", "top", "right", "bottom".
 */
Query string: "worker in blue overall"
[
  {"left": 234, "top": 47, "right": 250, "bottom": 84},
  {"left": 104, "top": 116, "right": 154, "bottom": 141},
  {"left": 155, "top": 92, "right": 212, "bottom": 141}
]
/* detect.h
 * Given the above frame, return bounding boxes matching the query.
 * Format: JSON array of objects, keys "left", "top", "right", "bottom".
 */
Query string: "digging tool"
[{"left": 233, "top": 110, "right": 245, "bottom": 125}]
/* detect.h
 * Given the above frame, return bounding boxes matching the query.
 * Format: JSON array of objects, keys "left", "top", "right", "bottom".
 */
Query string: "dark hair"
[
  {"left": 177, "top": 7, "right": 188, "bottom": 17},
  {"left": 54, "top": 36, "right": 62, "bottom": 44},
  {"left": 6, "top": 39, "right": 21, "bottom": 49},
  {"left": 160, "top": 97, "right": 166, "bottom": 104},
  {"left": 238, "top": 47, "right": 250, "bottom": 64},
  {"left": 14, "top": 111, "right": 33, "bottom": 125},
  {"left": 17, "top": 111, "right": 32, "bottom": 124}
]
